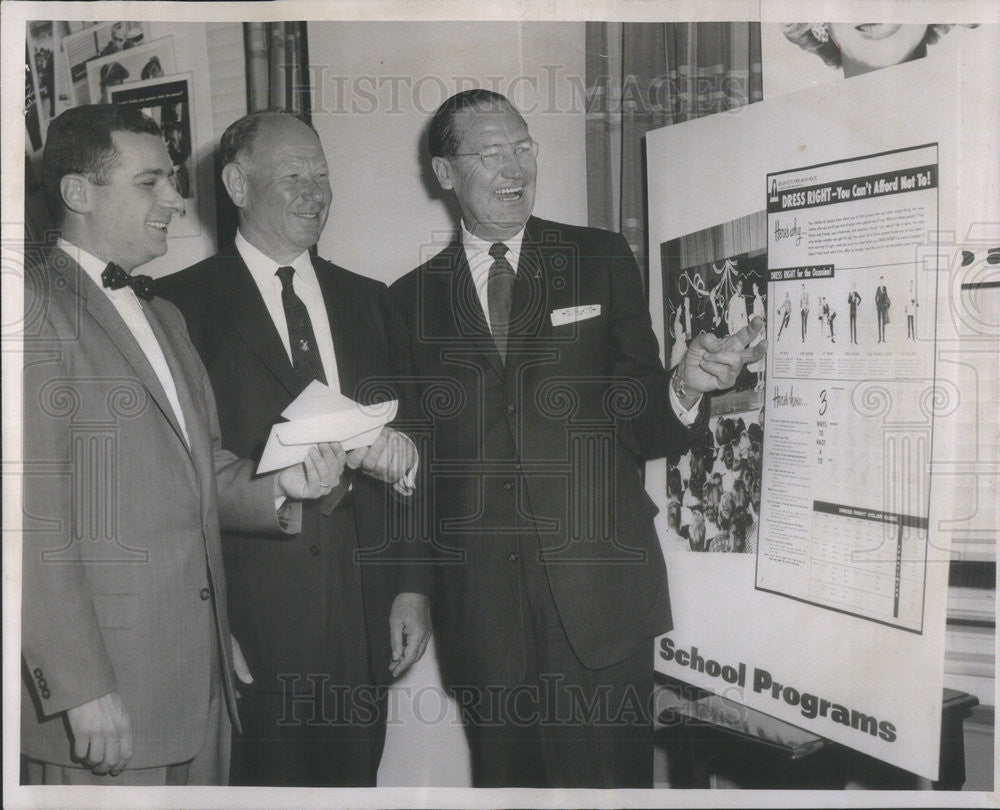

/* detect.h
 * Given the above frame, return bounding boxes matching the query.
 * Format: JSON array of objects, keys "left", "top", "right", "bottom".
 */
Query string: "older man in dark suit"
[
  {"left": 387, "top": 89, "right": 765, "bottom": 787},
  {"left": 158, "top": 111, "right": 431, "bottom": 787},
  {"left": 21, "top": 104, "right": 343, "bottom": 786}
]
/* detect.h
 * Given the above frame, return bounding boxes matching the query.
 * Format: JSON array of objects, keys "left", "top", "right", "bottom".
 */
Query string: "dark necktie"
[
  {"left": 276, "top": 265, "right": 327, "bottom": 386},
  {"left": 102, "top": 262, "right": 155, "bottom": 300},
  {"left": 487, "top": 242, "right": 515, "bottom": 362}
]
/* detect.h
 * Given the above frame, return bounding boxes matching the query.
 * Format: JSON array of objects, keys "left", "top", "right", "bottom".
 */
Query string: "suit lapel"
[
  {"left": 212, "top": 251, "right": 301, "bottom": 398},
  {"left": 52, "top": 249, "right": 192, "bottom": 456},
  {"left": 145, "top": 301, "right": 207, "bottom": 459},
  {"left": 314, "top": 261, "right": 357, "bottom": 396},
  {"left": 504, "top": 219, "right": 571, "bottom": 379}
]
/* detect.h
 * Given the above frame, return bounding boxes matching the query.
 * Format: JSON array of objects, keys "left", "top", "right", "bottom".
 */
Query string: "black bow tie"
[{"left": 102, "top": 262, "right": 156, "bottom": 300}]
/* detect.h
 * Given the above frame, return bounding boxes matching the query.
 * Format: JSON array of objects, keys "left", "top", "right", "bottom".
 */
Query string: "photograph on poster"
[
  {"left": 660, "top": 210, "right": 766, "bottom": 555},
  {"left": 109, "top": 72, "right": 199, "bottom": 237},
  {"left": 762, "top": 22, "right": 990, "bottom": 98},
  {"left": 60, "top": 20, "right": 151, "bottom": 106},
  {"left": 86, "top": 36, "right": 177, "bottom": 105}
]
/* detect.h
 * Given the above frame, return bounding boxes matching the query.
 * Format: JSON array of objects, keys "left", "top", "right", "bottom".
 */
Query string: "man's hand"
[
  {"left": 65, "top": 690, "right": 133, "bottom": 776},
  {"left": 678, "top": 316, "right": 767, "bottom": 398},
  {"left": 388, "top": 592, "right": 432, "bottom": 679},
  {"left": 346, "top": 427, "right": 416, "bottom": 486},
  {"left": 276, "top": 442, "right": 346, "bottom": 500},
  {"left": 232, "top": 635, "right": 253, "bottom": 686}
]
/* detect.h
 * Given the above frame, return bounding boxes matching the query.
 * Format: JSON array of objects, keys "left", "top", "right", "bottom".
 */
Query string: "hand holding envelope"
[
  {"left": 257, "top": 380, "right": 398, "bottom": 475},
  {"left": 346, "top": 425, "right": 417, "bottom": 488}
]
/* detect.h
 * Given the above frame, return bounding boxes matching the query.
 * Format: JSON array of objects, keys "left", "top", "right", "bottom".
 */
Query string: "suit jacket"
[
  {"left": 876, "top": 286, "right": 890, "bottom": 311},
  {"left": 848, "top": 291, "right": 862, "bottom": 315},
  {"left": 21, "top": 247, "right": 285, "bottom": 768},
  {"left": 157, "top": 246, "right": 432, "bottom": 688},
  {"left": 387, "top": 217, "right": 706, "bottom": 686}
]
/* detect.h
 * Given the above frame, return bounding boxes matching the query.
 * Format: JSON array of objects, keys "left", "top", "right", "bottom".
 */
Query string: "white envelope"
[
  {"left": 280, "top": 379, "right": 355, "bottom": 420},
  {"left": 550, "top": 304, "right": 601, "bottom": 326},
  {"left": 257, "top": 385, "right": 398, "bottom": 474}
]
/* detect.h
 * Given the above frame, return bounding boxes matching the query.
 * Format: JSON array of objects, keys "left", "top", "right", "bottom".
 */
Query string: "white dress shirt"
[
  {"left": 236, "top": 230, "right": 416, "bottom": 494},
  {"left": 236, "top": 230, "right": 340, "bottom": 390},
  {"left": 59, "top": 239, "right": 190, "bottom": 446},
  {"left": 458, "top": 221, "right": 701, "bottom": 425},
  {"left": 460, "top": 221, "right": 526, "bottom": 332}
]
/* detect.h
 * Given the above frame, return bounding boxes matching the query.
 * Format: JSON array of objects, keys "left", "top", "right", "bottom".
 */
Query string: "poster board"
[{"left": 647, "top": 53, "right": 974, "bottom": 780}]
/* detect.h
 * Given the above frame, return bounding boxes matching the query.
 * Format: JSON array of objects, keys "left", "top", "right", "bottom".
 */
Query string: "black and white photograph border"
[{"left": 2, "top": 1, "right": 997, "bottom": 809}]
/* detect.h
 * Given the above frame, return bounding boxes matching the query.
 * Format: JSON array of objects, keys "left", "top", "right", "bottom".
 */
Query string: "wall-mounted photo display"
[
  {"left": 26, "top": 21, "right": 57, "bottom": 128},
  {"left": 59, "top": 20, "right": 151, "bottom": 106},
  {"left": 86, "top": 36, "right": 177, "bottom": 106}
]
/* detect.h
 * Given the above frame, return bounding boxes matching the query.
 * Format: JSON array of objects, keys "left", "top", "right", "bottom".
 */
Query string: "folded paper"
[{"left": 257, "top": 381, "right": 397, "bottom": 474}]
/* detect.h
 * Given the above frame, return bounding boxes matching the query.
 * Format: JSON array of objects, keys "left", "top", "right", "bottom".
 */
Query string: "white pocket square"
[{"left": 550, "top": 304, "right": 601, "bottom": 326}]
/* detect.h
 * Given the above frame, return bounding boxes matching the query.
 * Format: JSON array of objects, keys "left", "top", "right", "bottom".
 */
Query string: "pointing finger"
[{"left": 727, "top": 317, "right": 765, "bottom": 350}]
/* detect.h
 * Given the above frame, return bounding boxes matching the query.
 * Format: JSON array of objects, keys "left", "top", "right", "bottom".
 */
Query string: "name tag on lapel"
[{"left": 550, "top": 304, "right": 601, "bottom": 327}]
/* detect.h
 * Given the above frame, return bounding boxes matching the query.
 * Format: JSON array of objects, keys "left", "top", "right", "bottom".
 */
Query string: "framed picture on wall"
[
  {"left": 59, "top": 20, "right": 151, "bottom": 106},
  {"left": 86, "top": 36, "right": 177, "bottom": 106},
  {"left": 26, "top": 21, "right": 58, "bottom": 127},
  {"left": 110, "top": 72, "right": 200, "bottom": 238}
]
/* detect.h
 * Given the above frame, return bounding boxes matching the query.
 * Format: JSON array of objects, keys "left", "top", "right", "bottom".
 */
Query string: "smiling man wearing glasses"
[{"left": 388, "top": 89, "right": 764, "bottom": 788}]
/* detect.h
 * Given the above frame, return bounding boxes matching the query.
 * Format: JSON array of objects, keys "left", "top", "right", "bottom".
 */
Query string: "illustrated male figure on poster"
[
  {"left": 799, "top": 282, "right": 809, "bottom": 341},
  {"left": 21, "top": 104, "right": 344, "bottom": 786},
  {"left": 875, "top": 275, "right": 891, "bottom": 343},
  {"left": 157, "top": 111, "right": 432, "bottom": 787},
  {"left": 847, "top": 284, "right": 862, "bottom": 344},
  {"left": 905, "top": 281, "right": 918, "bottom": 340},
  {"left": 388, "top": 89, "right": 765, "bottom": 788},
  {"left": 776, "top": 290, "right": 791, "bottom": 340},
  {"left": 819, "top": 296, "right": 836, "bottom": 343}
]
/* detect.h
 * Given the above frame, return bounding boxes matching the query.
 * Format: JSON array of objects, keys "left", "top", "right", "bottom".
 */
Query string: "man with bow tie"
[
  {"left": 157, "top": 111, "right": 431, "bottom": 787},
  {"left": 387, "top": 89, "right": 766, "bottom": 788},
  {"left": 21, "top": 104, "right": 345, "bottom": 785}
]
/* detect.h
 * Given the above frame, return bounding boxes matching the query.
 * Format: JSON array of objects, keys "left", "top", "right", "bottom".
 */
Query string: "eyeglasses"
[{"left": 450, "top": 139, "right": 539, "bottom": 171}]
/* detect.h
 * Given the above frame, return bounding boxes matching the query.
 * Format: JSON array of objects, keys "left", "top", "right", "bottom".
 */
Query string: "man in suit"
[
  {"left": 21, "top": 104, "right": 344, "bottom": 785},
  {"left": 875, "top": 276, "right": 891, "bottom": 343},
  {"left": 387, "top": 89, "right": 764, "bottom": 787},
  {"left": 847, "top": 284, "right": 862, "bottom": 344},
  {"left": 157, "top": 111, "right": 432, "bottom": 787}
]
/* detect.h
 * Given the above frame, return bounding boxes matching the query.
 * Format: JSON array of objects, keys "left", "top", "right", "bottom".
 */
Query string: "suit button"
[
  {"left": 503, "top": 480, "right": 515, "bottom": 491},
  {"left": 309, "top": 545, "right": 320, "bottom": 556},
  {"left": 508, "top": 552, "right": 518, "bottom": 561},
  {"left": 199, "top": 587, "right": 211, "bottom": 601},
  {"left": 505, "top": 403, "right": 516, "bottom": 414},
  {"left": 33, "top": 668, "right": 43, "bottom": 678}
]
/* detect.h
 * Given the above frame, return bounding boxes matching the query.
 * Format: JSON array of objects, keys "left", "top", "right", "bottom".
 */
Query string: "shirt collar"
[
  {"left": 460, "top": 221, "right": 526, "bottom": 272},
  {"left": 56, "top": 237, "right": 120, "bottom": 290},
  {"left": 235, "top": 229, "right": 317, "bottom": 291}
]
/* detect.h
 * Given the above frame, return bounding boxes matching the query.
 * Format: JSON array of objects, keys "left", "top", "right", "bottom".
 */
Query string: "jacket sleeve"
[
  {"left": 21, "top": 330, "right": 118, "bottom": 716},
  {"left": 605, "top": 231, "right": 707, "bottom": 462},
  {"left": 384, "top": 281, "right": 439, "bottom": 598}
]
